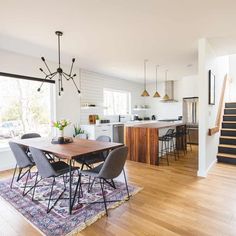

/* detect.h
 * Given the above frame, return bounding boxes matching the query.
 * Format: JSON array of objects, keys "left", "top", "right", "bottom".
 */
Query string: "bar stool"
[
  {"left": 174, "top": 126, "right": 187, "bottom": 156},
  {"left": 186, "top": 126, "right": 192, "bottom": 152},
  {"left": 158, "top": 129, "right": 175, "bottom": 165}
]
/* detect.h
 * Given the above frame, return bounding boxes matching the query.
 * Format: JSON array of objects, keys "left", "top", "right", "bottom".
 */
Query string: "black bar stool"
[{"left": 158, "top": 129, "right": 175, "bottom": 165}]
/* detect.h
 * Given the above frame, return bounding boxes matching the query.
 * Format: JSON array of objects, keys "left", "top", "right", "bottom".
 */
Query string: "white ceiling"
[{"left": 1, "top": 0, "right": 236, "bottom": 83}]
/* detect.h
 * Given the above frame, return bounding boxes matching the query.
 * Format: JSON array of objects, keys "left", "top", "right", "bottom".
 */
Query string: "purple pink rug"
[{"left": 0, "top": 173, "right": 141, "bottom": 236}]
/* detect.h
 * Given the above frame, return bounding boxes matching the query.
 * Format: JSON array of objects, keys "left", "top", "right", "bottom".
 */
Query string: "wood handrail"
[{"left": 208, "top": 74, "right": 229, "bottom": 136}]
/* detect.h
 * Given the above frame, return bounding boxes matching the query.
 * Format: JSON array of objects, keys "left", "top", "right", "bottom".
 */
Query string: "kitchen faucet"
[{"left": 119, "top": 115, "right": 125, "bottom": 122}]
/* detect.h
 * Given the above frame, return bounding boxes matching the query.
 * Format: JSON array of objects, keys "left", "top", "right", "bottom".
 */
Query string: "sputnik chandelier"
[{"left": 37, "top": 31, "right": 80, "bottom": 96}]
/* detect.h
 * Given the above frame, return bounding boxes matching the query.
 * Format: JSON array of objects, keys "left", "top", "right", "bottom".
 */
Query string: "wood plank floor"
[{"left": 1, "top": 146, "right": 236, "bottom": 235}]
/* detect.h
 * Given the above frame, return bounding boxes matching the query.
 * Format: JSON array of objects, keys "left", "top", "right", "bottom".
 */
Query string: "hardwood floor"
[{"left": 1, "top": 146, "right": 236, "bottom": 235}]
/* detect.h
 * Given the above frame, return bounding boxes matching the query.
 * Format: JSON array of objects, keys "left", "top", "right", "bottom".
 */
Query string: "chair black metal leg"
[
  {"left": 22, "top": 169, "right": 30, "bottom": 196},
  {"left": 88, "top": 177, "right": 96, "bottom": 193},
  {"left": 123, "top": 169, "right": 130, "bottom": 199},
  {"left": 10, "top": 164, "right": 17, "bottom": 189},
  {"left": 100, "top": 179, "right": 108, "bottom": 216},
  {"left": 72, "top": 173, "right": 81, "bottom": 208},
  {"left": 47, "top": 178, "right": 56, "bottom": 213},
  {"left": 164, "top": 140, "right": 169, "bottom": 166},
  {"left": 32, "top": 172, "right": 39, "bottom": 200},
  {"left": 16, "top": 168, "right": 22, "bottom": 182}
]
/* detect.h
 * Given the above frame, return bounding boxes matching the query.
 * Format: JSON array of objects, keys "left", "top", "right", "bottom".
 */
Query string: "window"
[
  {"left": 104, "top": 88, "right": 131, "bottom": 115},
  {"left": 0, "top": 77, "right": 53, "bottom": 148}
]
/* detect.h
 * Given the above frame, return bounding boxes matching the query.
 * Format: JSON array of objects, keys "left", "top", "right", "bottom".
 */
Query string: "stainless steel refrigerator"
[{"left": 183, "top": 97, "right": 198, "bottom": 144}]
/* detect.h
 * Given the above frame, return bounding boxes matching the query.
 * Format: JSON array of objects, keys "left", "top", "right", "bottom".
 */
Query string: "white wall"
[
  {"left": 0, "top": 49, "right": 144, "bottom": 170},
  {"left": 229, "top": 55, "right": 236, "bottom": 101},
  {"left": 145, "top": 75, "right": 198, "bottom": 119},
  {"left": 79, "top": 70, "right": 144, "bottom": 124},
  {"left": 198, "top": 38, "right": 229, "bottom": 177}
]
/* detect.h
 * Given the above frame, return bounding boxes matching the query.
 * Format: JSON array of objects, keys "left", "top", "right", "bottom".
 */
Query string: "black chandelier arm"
[
  {"left": 41, "top": 57, "right": 52, "bottom": 74},
  {"left": 71, "top": 77, "right": 81, "bottom": 94},
  {"left": 62, "top": 72, "right": 70, "bottom": 81},
  {"left": 37, "top": 72, "right": 58, "bottom": 92},
  {"left": 62, "top": 72, "right": 80, "bottom": 93},
  {"left": 69, "top": 58, "right": 75, "bottom": 77}
]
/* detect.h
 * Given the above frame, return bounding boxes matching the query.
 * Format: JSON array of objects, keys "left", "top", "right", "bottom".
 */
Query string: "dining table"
[{"left": 11, "top": 137, "right": 123, "bottom": 214}]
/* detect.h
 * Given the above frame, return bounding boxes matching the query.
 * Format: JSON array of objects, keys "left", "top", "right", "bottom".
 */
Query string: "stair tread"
[
  {"left": 223, "top": 114, "right": 236, "bottom": 116},
  {"left": 220, "top": 136, "right": 236, "bottom": 139},
  {"left": 217, "top": 153, "right": 236, "bottom": 158},
  {"left": 221, "top": 128, "right": 236, "bottom": 131},
  {"left": 222, "top": 121, "right": 236, "bottom": 123},
  {"left": 219, "top": 144, "right": 236, "bottom": 148}
]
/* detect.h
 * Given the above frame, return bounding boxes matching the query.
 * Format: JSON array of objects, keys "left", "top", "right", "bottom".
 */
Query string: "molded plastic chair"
[
  {"left": 29, "top": 147, "right": 79, "bottom": 213},
  {"left": 78, "top": 146, "right": 130, "bottom": 216},
  {"left": 74, "top": 135, "right": 111, "bottom": 170},
  {"left": 9, "top": 141, "right": 35, "bottom": 196}
]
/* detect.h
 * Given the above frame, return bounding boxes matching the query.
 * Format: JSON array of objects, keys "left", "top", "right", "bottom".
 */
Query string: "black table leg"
[{"left": 69, "top": 159, "right": 72, "bottom": 214}]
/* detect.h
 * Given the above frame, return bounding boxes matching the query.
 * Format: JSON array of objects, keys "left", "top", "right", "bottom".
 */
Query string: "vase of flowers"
[{"left": 52, "top": 119, "right": 70, "bottom": 143}]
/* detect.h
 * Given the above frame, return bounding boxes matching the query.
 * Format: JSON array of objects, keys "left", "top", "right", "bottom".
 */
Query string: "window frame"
[{"left": 103, "top": 88, "right": 131, "bottom": 116}]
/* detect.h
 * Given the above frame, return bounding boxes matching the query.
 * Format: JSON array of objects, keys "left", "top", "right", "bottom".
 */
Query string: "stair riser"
[
  {"left": 221, "top": 130, "right": 236, "bottom": 136},
  {"left": 225, "top": 103, "right": 236, "bottom": 108},
  {"left": 219, "top": 146, "right": 236, "bottom": 155},
  {"left": 222, "top": 123, "right": 236, "bottom": 129},
  {"left": 224, "top": 109, "right": 236, "bottom": 115},
  {"left": 220, "top": 138, "right": 236, "bottom": 145},
  {"left": 217, "top": 156, "right": 236, "bottom": 164},
  {"left": 223, "top": 116, "right": 236, "bottom": 121}
]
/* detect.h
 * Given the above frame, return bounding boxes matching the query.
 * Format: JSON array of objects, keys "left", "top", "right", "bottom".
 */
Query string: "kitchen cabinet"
[{"left": 80, "top": 124, "right": 113, "bottom": 140}]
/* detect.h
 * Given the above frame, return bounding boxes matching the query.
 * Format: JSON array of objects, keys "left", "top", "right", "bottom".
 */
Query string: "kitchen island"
[{"left": 125, "top": 121, "right": 186, "bottom": 165}]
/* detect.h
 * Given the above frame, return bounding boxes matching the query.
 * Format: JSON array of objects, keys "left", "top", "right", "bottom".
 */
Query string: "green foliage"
[
  {"left": 73, "top": 124, "right": 85, "bottom": 137},
  {"left": 52, "top": 119, "right": 71, "bottom": 130},
  {"left": 2, "top": 102, "right": 21, "bottom": 121}
]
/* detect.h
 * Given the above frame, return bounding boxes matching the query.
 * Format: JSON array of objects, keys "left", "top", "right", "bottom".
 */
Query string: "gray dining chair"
[
  {"left": 21, "top": 133, "right": 41, "bottom": 139},
  {"left": 77, "top": 146, "right": 130, "bottom": 216},
  {"left": 74, "top": 135, "right": 111, "bottom": 170},
  {"left": 9, "top": 141, "right": 35, "bottom": 196},
  {"left": 29, "top": 147, "right": 79, "bottom": 213},
  {"left": 21, "top": 132, "right": 55, "bottom": 162}
]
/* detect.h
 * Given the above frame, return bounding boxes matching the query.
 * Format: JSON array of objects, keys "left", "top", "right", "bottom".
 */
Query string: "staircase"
[{"left": 217, "top": 102, "right": 236, "bottom": 164}]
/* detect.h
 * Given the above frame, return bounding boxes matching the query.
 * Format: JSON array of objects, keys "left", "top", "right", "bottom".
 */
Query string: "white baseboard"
[{"left": 197, "top": 159, "right": 217, "bottom": 177}]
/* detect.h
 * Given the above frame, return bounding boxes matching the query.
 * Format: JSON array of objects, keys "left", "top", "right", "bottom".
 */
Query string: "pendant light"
[
  {"left": 141, "top": 59, "right": 150, "bottom": 97},
  {"left": 153, "top": 65, "right": 161, "bottom": 98},
  {"left": 38, "top": 31, "right": 80, "bottom": 96},
  {"left": 163, "top": 69, "right": 170, "bottom": 100}
]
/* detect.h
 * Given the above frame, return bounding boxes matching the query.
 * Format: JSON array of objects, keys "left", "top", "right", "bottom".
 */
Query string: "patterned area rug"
[{"left": 0, "top": 173, "right": 141, "bottom": 236}]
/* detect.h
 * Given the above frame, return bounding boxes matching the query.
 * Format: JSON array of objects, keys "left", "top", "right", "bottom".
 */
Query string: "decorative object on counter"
[
  {"left": 95, "top": 115, "right": 100, "bottom": 125},
  {"left": 100, "top": 119, "right": 110, "bottom": 123},
  {"left": 208, "top": 70, "right": 215, "bottom": 105},
  {"left": 52, "top": 119, "right": 70, "bottom": 142},
  {"left": 141, "top": 59, "right": 150, "bottom": 97},
  {"left": 37, "top": 31, "right": 80, "bottom": 96},
  {"left": 51, "top": 137, "right": 73, "bottom": 144},
  {"left": 153, "top": 65, "right": 161, "bottom": 98},
  {"left": 152, "top": 115, "right": 157, "bottom": 120},
  {"left": 73, "top": 124, "right": 87, "bottom": 139},
  {"left": 162, "top": 69, "right": 170, "bottom": 100},
  {"left": 89, "top": 114, "right": 98, "bottom": 124}
]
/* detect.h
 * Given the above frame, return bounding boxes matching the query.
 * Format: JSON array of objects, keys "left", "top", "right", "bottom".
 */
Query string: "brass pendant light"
[
  {"left": 141, "top": 59, "right": 150, "bottom": 97},
  {"left": 153, "top": 65, "right": 161, "bottom": 98},
  {"left": 163, "top": 69, "right": 170, "bottom": 100}
]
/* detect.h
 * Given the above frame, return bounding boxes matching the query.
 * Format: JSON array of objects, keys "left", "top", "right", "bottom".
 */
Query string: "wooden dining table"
[{"left": 11, "top": 137, "right": 123, "bottom": 214}]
